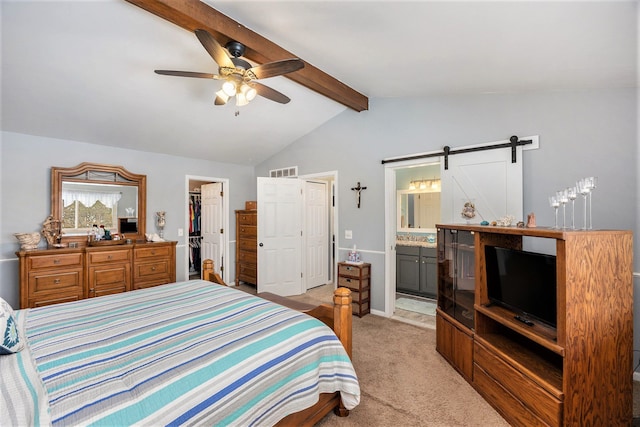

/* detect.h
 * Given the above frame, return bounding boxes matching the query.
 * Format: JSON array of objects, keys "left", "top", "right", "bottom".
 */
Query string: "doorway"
[
  {"left": 255, "top": 171, "right": 338, "bottom": 297},
  {"left": 389, "top": 162, "right": 442, "bottom": 325},
  {"left": 185, "top": 176, "right": 229, "bottom": 282}
]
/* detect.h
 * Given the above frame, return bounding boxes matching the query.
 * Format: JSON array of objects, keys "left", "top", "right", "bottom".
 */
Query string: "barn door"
[{"left": 440, "top": 142, "right": 523, "bottom": 224}]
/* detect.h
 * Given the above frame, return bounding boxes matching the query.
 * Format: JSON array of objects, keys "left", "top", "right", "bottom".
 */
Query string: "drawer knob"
[
  {"left": 53, "top": 279, "right": 61, "bottom": 284},
  {"left": 53, "top": 259, "right": 61, "bottom": 265},
  {"left": 151, "top": 251, "right": 156, "bottom": 255},
  {"left": 108, "top": 255, "right": 113, "bottom": 260},
  {"left": 151, "top": 266, "right": 156, "bottom": 271}
]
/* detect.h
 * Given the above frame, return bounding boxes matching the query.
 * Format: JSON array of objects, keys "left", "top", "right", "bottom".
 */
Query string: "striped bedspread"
[{"left": 1, "top": 280, "right": 360, "bottom": 426}]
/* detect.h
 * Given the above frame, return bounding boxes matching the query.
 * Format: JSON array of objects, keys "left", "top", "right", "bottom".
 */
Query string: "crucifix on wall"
[{"left": 351, "top": 182, "right": 367, "bottom": 208}]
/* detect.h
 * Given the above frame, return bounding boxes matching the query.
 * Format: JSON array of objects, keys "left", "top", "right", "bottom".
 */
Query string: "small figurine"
[
  {"left": 41, "top": 215, "right": 62, "bottom": 247},
  {"left": 526, "top": 212, "right": 537, "bottom": 228},
  {"left": 461, "top": 202, "right": 476, "bottom": 220}
]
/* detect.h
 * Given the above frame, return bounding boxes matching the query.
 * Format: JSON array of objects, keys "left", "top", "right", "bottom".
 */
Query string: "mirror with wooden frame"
[{"left": 51, "top": 163, "right": 146, "bottom": 244}]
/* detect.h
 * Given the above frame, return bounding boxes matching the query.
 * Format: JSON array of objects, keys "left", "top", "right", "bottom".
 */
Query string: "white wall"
[{"left": 0, "top": 131, "right": 256, "bottom": 307}]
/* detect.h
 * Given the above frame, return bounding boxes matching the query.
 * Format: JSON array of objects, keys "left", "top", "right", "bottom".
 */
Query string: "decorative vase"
[{"left": 14, "top": 232, "right": 41, "bottom": 250}]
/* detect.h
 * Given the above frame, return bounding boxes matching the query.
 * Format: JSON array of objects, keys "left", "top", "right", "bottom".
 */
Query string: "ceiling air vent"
[{"left": 269, "top": 166, "right": 298, "bottom": 178}]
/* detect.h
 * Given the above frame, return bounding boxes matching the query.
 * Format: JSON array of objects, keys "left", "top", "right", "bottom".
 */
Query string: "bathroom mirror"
[
  {"left": 51, "top": 162, "right": 146, "bottom": 243},
  {"left": 397, "top": 190, "right": 441, "bottom": 232}
]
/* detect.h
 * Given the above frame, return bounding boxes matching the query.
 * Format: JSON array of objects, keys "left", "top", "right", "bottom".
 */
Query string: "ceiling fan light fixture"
[
  {"left": 215, "top": 89, "right": 230, "bottom": 105},
  {"left": 222, "top": 80, "right": 237, "bottom": 97},
  {"left": 236, "top": 91, "right": 249, "bottom": 107},
  {"left": 239, "top": 83, "right": 257, "bottom": 102}
]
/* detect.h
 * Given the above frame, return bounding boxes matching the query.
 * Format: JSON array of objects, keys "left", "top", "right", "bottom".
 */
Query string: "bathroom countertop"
[{"left": 396, "top": 240, "right": 437, "bottom": 248}]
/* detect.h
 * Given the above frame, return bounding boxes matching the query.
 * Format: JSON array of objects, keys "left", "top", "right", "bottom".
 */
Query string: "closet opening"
[{"left": 186, "top": 176, "right": 229, "bottom": 282}]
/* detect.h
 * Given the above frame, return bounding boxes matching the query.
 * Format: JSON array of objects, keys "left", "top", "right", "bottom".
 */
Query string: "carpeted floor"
[{"left": 239, "top": 283, "right": 640, "bottom": 425}]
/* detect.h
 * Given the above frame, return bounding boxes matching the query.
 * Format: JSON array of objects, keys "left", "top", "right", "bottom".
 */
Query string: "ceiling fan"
[{"left": 155, "top": 29, "right": 304, "bottom": 107}]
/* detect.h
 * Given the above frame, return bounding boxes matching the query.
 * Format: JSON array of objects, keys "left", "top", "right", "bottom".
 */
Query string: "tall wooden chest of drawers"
[
  {"left": 235, "top": 209, "right": 257, "bottom": 286},
  {"left": 337, "top": 262, "right": 371, "bottom": 317}
]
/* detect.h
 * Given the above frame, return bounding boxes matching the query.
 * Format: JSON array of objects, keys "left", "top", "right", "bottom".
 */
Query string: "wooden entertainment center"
[{"left": 436, "top": 224, "right": 633, "bottom": 426}]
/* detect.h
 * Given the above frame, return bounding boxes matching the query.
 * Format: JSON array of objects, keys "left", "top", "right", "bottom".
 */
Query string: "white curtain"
[{"left": 62, "top": 190, "right": 122, "bottom": 208}]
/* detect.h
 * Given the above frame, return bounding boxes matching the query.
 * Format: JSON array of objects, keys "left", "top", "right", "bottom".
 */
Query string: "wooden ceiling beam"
[{"left": 125, "top": 0, "right": 368, "bottom": 111}]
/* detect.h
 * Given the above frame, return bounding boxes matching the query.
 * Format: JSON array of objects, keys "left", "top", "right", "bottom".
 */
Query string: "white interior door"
[
  {"left": 440, "top": 143, "right": 523, "bottom": 224},
  {"left": 304, "top": 180, "right": 328, "bottom": 290},
  {"left": 201, "top": 183, "right": 223, "bottom": 276},
  {"left": 257, "top": 177, "right": 303, "bottom": 296}
]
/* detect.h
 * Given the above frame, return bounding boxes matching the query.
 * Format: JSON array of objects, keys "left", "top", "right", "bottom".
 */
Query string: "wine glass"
[
  {"left": 549, "top": 195, "right": 560, "bottom": 229},
  {"left": 566, "top": 186, "right": 578, "bottom": 230},
  {"left": 577, "top": 178, "right": 591, "bottom": 230},
  {"left": 556, "top": 189, "right": 569, "bottom": 229},
  {"left": 586, "top": 176, "right": 597, "bottom": 229}
]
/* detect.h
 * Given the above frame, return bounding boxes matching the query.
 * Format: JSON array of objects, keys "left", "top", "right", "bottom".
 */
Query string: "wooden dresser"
[
  {"left": 235, "top": 208, "right": 257, "bottom": 286},
  {"left": 17, "top": 241, "right": 176, "bottom": 308}
]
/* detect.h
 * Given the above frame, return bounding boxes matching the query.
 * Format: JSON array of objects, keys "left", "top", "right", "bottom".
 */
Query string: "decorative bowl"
[{"left": 14, "top": 232, "right": 41, "bottom": 250}]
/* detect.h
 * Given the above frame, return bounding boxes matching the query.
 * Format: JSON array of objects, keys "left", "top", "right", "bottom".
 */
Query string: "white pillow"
[{"left": 0, "top": 298, "right": 24, "bottom": 354}]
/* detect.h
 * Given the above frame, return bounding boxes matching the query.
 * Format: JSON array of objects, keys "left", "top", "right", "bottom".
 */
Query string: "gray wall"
[
  {"left": 255, "top": 87, "right": 639, "bottom": 360},
  {"left": 0, "top": 131, "right": 256, "bottom": 307}
]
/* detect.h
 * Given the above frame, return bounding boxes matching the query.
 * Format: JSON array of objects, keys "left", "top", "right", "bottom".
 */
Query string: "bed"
[{"left": 0, "top": 266, "right": 360, "bottom": 426}]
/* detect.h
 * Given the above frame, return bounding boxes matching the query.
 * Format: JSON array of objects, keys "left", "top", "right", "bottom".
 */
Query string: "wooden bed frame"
[{"left": 201, "top": 259, "right": 353, "bottom": 426}]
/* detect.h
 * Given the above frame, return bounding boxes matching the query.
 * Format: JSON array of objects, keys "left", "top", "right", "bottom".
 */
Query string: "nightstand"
[{"left": 337, "top": 262, "right": 370, "bottom": 317}]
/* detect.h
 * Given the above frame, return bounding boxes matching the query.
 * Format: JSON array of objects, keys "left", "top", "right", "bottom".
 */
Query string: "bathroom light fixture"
[{"left": 408, "top": 179, "right": 441, "bottom": 191}]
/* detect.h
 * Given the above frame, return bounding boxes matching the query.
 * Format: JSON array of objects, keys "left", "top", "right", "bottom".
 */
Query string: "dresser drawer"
[
  {"left": 352, "top": 300, "right": 369, "bottom": 317},
  {"left": 29, "top": 269, "right": 83, "bottom": 294},
  {"left": 338, "top": 275, "right": 369, "bottom": 291},
  {"left": 134, "top": 260, "right": 170, "bottom": 280},
  {"left": 350, "top": 288, "right": 370, "bottom": 303},
  {"left": 88, "top": 249, "right": 131, "bottom": 264},
  {"left": 338, "top": 263, "right": 370, "bottom": 279},
  {"left": 474, "top": 341, "right": 562, "bottom": 426},
  {"left": 135, "top": 245, "right": 172, "bottom": 260},
  {"left": 239, "top": 263, "right": 257, "bottom": 280},
  {"left": 237, "top": 213, "right": 257, "bottom": 226},
  {"left": 474, "top": 364, "right": 552, "bottom": 427},
  {"left": 237, "top": 225, "right": 257, "bottom": 238},
  {"left": 238, "top": 238, "right": 257, "bottom": 252},
  {"left": 29, "top": 253, "right": 83, "bottom": 270},
  {"left": 237, "top": 250, "right": 257, "bottom": 264}
]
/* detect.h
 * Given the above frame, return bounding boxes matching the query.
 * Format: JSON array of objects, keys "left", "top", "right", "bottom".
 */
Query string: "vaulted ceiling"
[{"left": 1, "top": 1, "right": 636, "bottom": 166}]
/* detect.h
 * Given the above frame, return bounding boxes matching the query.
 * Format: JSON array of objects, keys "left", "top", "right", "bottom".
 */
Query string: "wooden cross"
[{"left": 351, "top": 182, "right": 367, "bottom": 208}]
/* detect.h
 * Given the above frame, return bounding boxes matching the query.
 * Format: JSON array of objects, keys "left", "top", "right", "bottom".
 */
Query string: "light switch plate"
[
  {"left": 345, "top": 230, "right": 352, "bottom": 239},
  {"left": 178, "top": 228, "right": 184, "bottom": 237}
]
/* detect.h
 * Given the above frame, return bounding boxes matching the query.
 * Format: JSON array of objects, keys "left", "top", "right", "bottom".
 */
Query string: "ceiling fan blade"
[
  {"left": 155, "top": 70, "right": 220, "bottom": 79},
  {"left": 250, "top": 82, "right": 291, "bottom": 104},
  {"left": 248, "top": 59, "right": 304, "bottom": 79},
  {"left": 194, "top": 29, "right": 235, "bottom": 69}
]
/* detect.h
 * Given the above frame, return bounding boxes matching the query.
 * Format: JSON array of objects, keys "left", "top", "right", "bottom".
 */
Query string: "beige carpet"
[
  {"left": 315, "top": 313, "right": 509, "bottom": 427},
  {"left": 241, "top": 283, "right": 640, "bottom": 425}
]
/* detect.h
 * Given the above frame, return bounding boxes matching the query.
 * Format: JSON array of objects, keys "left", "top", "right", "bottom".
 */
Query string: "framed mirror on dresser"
[
  {"left": 51, "top": 162, "right": 147, "bottom": 244},
  {"left": 16, "top": 163, "right": 176, "bottom": 309}
]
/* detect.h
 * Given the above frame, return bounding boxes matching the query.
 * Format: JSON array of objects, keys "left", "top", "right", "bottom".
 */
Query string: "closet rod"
[{"left": 381, "top": 135, "right": 533, "bottom": 169}]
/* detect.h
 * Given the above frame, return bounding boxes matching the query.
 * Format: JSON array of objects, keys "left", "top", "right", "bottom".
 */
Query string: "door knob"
[{"left": 259, "top": 243, "right": 264, "bottom": 247}]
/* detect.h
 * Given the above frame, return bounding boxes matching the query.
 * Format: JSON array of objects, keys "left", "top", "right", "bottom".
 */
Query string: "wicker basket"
[{"left": 14, "top": 232, "right": 41, "bottom": 250}]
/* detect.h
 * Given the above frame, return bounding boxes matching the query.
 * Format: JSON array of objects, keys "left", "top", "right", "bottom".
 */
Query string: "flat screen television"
[{"left": 485, "top": 245, "right": 557, "bottom": 328}]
